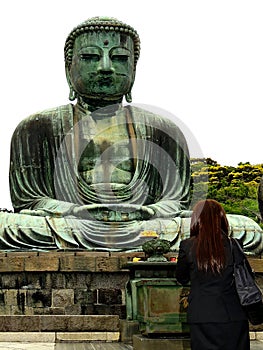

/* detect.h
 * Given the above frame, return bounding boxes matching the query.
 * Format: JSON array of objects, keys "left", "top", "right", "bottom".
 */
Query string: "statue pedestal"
[
  {"left": 0, "top": 251, "right": 261, "bottom": 342},
  {"left": 125, "top": 262, "right": 190, "bottom": 336},
  {"left": 0, "top": 250, "right": 144, "bottom": 342}
]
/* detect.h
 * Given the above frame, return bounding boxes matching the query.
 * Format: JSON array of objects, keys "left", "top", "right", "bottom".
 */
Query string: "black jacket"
[{"left": 176, "top": 237, "right": 247, "bottom": 323}]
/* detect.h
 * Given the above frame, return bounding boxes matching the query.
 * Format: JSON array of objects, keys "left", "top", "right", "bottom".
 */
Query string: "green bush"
[{"left": 190, "top": 158, "right": 263, "bottom": 226}]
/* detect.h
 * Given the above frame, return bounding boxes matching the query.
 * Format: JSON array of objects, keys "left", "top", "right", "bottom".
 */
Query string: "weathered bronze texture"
[
  {"left": 125, "top": 262, "right": 189, "bottom": 335},
  {"left": 258, "top": 177, "right": 263, "bottom": 221},
  {"left": 142, "top": 239, "right": 171, "bottom": 262},
  {"left": 0, "top": 16, "right": 261, "bottom": 253},
  {"left": 0, "top": 17, "right": 191, "bottom": 251}
]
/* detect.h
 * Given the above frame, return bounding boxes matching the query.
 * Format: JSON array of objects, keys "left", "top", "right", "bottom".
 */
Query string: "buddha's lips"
[{"left": 97, "top": 76, "right": 114, "bottom": 85}]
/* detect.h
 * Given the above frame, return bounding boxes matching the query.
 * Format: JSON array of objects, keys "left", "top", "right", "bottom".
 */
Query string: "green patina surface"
[{"left": 0, "top": 16, "right": 261, "bottom": 255}]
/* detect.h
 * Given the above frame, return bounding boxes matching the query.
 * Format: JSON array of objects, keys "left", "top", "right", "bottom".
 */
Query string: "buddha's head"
[{"left": 64, "top": 17, "right": 140, "bottom": 108}]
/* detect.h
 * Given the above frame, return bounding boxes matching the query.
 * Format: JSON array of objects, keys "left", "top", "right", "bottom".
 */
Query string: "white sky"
[{"left": 0, "top": 0, "right": 263, "bottom": 208}]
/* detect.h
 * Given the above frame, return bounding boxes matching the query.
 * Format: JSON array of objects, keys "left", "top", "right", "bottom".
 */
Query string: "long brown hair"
[{"left": 190, "top": 199, "right": 229, "bottom": 274}]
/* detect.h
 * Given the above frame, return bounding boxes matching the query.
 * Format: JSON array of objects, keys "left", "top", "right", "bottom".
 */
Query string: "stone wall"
[
  {"left": 0, "top": 250, "right": 261, "bottom": 336},
  {"left": 0, "top": 251, "right": 142, "bottom": 317}
]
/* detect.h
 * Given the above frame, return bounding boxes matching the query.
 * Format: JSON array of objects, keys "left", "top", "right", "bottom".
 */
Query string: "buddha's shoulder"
[
  {"left": 128, "top": 105, "right": 185, "bottom": 137},
  {"left": 14, "top": 104, "right": 73, "bottom": 129}
]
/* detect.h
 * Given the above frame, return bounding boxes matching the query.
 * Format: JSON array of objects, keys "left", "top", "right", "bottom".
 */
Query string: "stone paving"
[
  {"left": 0, "top": 342, "right": 261, "bottom": 350},
  {"left": 251, "top": 340, "right": 263, "bottom": 350},
  {"left": 0, "top": 344, "right": 132, "bottom": 350}
]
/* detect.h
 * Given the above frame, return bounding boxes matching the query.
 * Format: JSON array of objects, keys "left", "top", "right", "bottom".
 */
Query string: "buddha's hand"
[
  {"left": 20, "top": 209, "right": 63, "bottom": 217},
  {"left": 175, "top": 210, "right": 192, "bottom": 218},
  {"left": 140, "top": 206, "right": 155, "bottom": 218},
  {"left": 71, "top": 204, "right": 155, "bottom": 221}
]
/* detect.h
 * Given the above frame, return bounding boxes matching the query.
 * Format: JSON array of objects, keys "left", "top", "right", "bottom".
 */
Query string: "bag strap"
[
  {"left": 230, "top": 238, "right": 246, "bottom": 263},
  {"left": 230, "top": 238, "right": 255, "bottom": 277}
]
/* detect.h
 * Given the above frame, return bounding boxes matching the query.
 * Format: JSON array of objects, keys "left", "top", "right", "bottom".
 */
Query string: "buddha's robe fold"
[
  {"left": 2, "top": 103, "right": 263, "bottom": 253},
  {"left": 6, "top": 104, "right": 191, "bottom": 250}
]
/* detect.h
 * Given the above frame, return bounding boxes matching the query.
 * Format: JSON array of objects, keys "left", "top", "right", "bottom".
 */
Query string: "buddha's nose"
[{"left": 97, "top": 54, "right": 115, "bottom": 74}]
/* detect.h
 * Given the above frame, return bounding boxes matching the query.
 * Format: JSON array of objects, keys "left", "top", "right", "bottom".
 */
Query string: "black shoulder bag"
[{"left": 230, "top": 238, "right": 263, "bottom": 325}]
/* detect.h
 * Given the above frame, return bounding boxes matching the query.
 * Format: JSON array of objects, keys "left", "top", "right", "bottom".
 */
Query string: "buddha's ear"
[
  {"left": 125, "top": 70, "right": 136, "bottom": 103},
  {"left": 65, "top": 66, "right": 76, "bottom": 101},
  {"left": 125, "top": 88, "right": 133, "bottom": 103}
]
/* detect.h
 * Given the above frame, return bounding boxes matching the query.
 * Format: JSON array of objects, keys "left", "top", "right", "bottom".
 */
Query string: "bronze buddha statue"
[{"left": 0, "top": 17, "right": 261, "bottom": 254}]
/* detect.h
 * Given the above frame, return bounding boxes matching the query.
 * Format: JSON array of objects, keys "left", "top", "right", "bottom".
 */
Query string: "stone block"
[
  {"left": 55, "top": 331, "right": 119, "bottom": 342},
  {"left": 25, "top": 255, "right": 59, "bottom": 271},
  {"left": 0, "top": 331, "right": 55, "bottom": 342},
  {"left": 39, "top": 315, "right": 119, "bottom": 332},
  {"left": 3, "top": 289, "right": 18, "bottom": 306},
  {"left": 76, "top": 251, "right": 110, "bottom": 257},
  {"left": 67, "top": 315, "right": 119, "bottom": 332},
  {"left": 6, "top": 252, "right": 38, "bottom": 258},
  {"left": 27, "top": 290, "right": 52, "bottom": 307},
  {"left": 256, "top": 331, "right": 263, "bottom": 340},
  {"left": 56, "top": 331, "right": 107, "bottom": 342},
  {"left": 31, "top": 307, "right": 48, "bottom": 315},
  {"left": 120, "top": 319, "right": 140, "bottom": 343},
  {"left": 44, "top": 307, "right": 65, "bottom": 315},
  {"left": 10, "top": 305, "right": 23, "bottom": 315},
  {"left": 24, "top": 306, "right": 34, "bottom": 315},
  {"left": 1, "top": 272, "right": 43, "bottom": 289},
  {"left": 40, "top": 315, "right": 69, "bottom": 331},
  {"left": 0, "top": 273, "right": 22, "bottom": 288},
  {"left": 94, "top": 304, "right": 126, "bottom": 318},
  {"left": 111, "top": 252, "right": 144, "bottom": 259},
  {"left": 60, "top": 255, "right": 96, "bottom": 271},
  {"left": 38, "top": 251, "right": 68, "bottom": 258},
  {"left": 21, "top": 274, "right": 42, "bottom": 289},
  {"left": 64, "top": 272, "right": 92, "bottom": 288},
  {"left": 0, "top": 315, "right": 40, "bottom": 331},
  {"left": 49, "top": 272, "right": 66, "bottom": 288},
  {"left": 98, "top": 288, "right": 122, "bottom": 305},
  {"left": 111, "top": 252, "right": 145, "bottom": 269},
  {"left": 64, "top": 304, "right": 81, "bottom": 315},
  {"left": 0, "top": 256, "right": 24, "bottom": 272},
  {"left": 90, "top": 272, "right": 129, "bottom": 289},
  {"left": 96, "top": 257, "right": 120, "bottom": 272},
  {"left": 52, "top": 289, "right": 74, "bottom": 308},
  {"left": 16, "top": 290, "right": 27, "bottom": 313},
  {"left": 106, "top": 331, "right": 120, "bottom": 341},
  {"left": 80, "top": 304, "right": 95, "bottom": 315},
  {"left": 0, "top": 305, "right": 10, "bottom": 314},
  {"left": 74, "top": 288, "right": 96, "bottom": 305}
]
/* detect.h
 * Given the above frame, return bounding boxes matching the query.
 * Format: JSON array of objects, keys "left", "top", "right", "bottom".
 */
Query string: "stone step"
[
  {"left": 133, "top": 334, "right": 191, "bottom": 350},
  {"left": 0, "top": 315, "right": 119, "bottom": 332},
  {"left": 0, "top": 331, "right": 120, "bottom": 343}
]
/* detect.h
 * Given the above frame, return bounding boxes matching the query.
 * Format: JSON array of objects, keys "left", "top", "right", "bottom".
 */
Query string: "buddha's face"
[{"left": 68, "top": 31, "right": 135, "bottom": 103}]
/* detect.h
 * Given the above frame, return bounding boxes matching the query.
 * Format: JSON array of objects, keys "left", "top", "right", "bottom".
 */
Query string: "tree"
[{"left": 190, "top": 158, "right": 263, "bottom": 225}]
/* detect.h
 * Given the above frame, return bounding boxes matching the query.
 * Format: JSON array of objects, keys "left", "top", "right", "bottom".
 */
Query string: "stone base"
[
  {"left": 120, "top": 320, "right": 140, "bottom": 343},
  {"left": 0, "top": 251, "right": 261, "bottom": 341},
  {"left": 133, "top": 334, "right": 191, "bottom": 350},
  {"left": 0, "top": 331, "right": 120, "bottom": 342},
  {"left": 0, "top": 251, "right": 137, "bottom": 317},
  {"left": 0, "top": 315, "right": 119, "bottom": 332},
  {"left": 133, "top": 333, "right": 263, "bottom": 350}
]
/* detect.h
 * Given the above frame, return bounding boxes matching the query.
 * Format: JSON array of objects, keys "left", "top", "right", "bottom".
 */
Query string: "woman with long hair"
[{"left": 176, "top": 199, "right": 249, "bottom": 350}]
